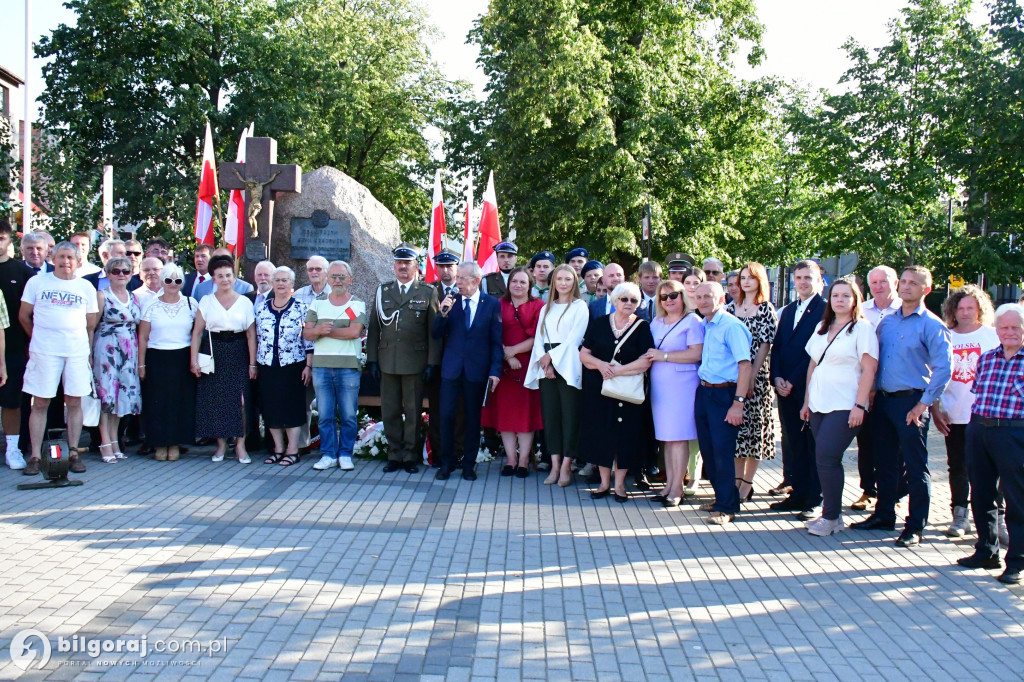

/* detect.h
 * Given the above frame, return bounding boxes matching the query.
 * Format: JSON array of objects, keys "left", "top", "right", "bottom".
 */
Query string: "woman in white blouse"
[
  {"left": 138, "top": 263, "right": 198, "bottom": 462},
  {"left": 524, "top": 264, "right": 590, "bottom": 486},
  {"left": 800, "top": 277, "right": 879, "bottom": 536},
  {"left": 190, "top": 254, "right": 257, "bottom": 463}
]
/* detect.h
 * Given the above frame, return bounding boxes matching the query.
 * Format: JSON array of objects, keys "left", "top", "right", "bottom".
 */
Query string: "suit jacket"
[
  {"left": 481, "top": 272, "right": 508, "bottom": 298},
  {"left": 192, "top": 277, "right": 254, "bottom": 301},
  {"left": 769, "top": 293, "right": 826, "bottom": 396},
  {"left": 82, "top": 271, "right": 106, "bottom": 290},
  {"left": 182, "top": 271, "right": 210, "bottom": 297},
  {"left": 432, "top": 291, "right": 503, "bottom": 382},
  {"left": 366, "top": 279, "right": 441, "bottom": 374},
  {"left": 588, "top": 296, "right": 652, "bottom": 322},
  {"left": 27, "top": 262, "right": 54, "bottom": 276}
]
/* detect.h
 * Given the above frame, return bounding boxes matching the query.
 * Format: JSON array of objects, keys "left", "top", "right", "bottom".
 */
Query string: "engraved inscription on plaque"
[
  {"left": 245, "top": 240, "right": 268, "bottom": 262},
  {"left": 291, "top": 210, "right": 352, "bottom": 261}
]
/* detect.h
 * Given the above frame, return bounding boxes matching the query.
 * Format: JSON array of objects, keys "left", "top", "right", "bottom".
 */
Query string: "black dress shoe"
[
  {"left": 957, "top": 553, "right": 1003, "bottom": 570},
  {"left": 462, "top": 470, "right": 477, "bottom": 481},
  {"left": 895, "top": 528, "right": 923, "bottom": 548},
  {"left": 404, "top": 463, "right": 419, "bottom": 474},
  {"left": 591, "top": 488, "right": 612, "bottom": 499},
  {"left": 769, "top": 497, "right": 804, "bottom": 512},
  {"left": 435, "top": 468, "right": 450, "bottom": 480},
  {"left": 501, "top": 465, "right": 515, "bottom": 476},
  {"left": 613, "top": 492, "right": 629, "bottom": 503},
  {"left": 998, "top": 568, "right": 1023, "bottom": 585},
  {"left": 382, "top": 461, "right": 402, "bottom": 473},
  {"left": 850, "top": 514, "right": 897, "bottom": 531},
  {"left": 514, "top": 467, "right": 529, "bottom": 478}
]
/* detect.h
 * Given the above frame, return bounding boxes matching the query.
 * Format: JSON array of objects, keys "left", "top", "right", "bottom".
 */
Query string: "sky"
[{"left": 0, "top": 0, "right": 991, "bottom": 121}]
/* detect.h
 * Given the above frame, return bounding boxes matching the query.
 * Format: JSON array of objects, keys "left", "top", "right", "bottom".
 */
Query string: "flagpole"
[{"left": 22, "top": 0, "right": 32, "bottom": 234}]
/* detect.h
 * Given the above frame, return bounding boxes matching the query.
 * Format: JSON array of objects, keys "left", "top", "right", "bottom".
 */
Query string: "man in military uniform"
[
  {"left": 367, "top": 245, "right": 441, "bottom": 474},
  {"left": 427, "top": 249, "right": 464, "bottom": 463},
  {"left": 666, "top": 252, "right": 695, "bottom": 282},
  {"left": 481, "top": 241, "right": 518, "bottom": 297}
]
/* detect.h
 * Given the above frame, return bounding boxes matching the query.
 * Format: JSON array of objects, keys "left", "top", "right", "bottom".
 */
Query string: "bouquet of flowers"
[{"left": 353, "top": 413, "right": 389, "bottom": 460}]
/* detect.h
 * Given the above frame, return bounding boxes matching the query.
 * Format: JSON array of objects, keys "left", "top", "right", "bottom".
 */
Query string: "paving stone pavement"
[{"left": 0, "top": 428, "right": 1022, "bottom": 681}]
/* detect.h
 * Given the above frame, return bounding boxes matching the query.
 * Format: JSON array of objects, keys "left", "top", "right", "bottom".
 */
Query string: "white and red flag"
[
  {"left": 462, "top": 170, "right": 474, "bottom": 262},
  {"left": 425, "top": 169, "right": 446, "bottom": 282},
  {"left": 193, "top": 121, "right": 218, "bottom": 246},
  {"left": 224, "top": 123, "right": 254, "bottom": 256},
  {"left": 475, "top": 171, "right": 501, "bottom": 274}
]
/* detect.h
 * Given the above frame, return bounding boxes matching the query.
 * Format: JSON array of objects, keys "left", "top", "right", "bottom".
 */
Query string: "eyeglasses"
[
  {"left": 126, "top": 251, "right": 143, "bottom": 257},
  {"left": 704, "top": 270, "right": 722, "bottom": 276},
  {"left": 618, "top": 297, "right": 639, "bottom": 304},
  {"left": 328, "top": 274, "right": 349, "bottom": 280},
  {"left": 109, "top": 268, "right": 131, "bottom": 276},
  {"left": 659, "top": 292, "right": 682, "bottom": 301},
  {"left": 163, "top": 278, "right": 183, "bottom": 285}
]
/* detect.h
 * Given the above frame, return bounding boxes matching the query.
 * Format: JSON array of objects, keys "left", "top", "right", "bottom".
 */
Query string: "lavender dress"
[{"left": 650, "top": 313, "right": 704, "bottom": 441}]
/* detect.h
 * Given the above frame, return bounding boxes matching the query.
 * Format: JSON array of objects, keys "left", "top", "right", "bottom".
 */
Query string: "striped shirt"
[{"left": 971, "top": 346, "right": 1024, "bottom": 419}]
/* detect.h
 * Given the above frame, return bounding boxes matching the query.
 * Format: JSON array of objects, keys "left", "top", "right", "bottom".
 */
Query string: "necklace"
[{"left": 610, "top": 314, "right": 632, "bottom": 336}]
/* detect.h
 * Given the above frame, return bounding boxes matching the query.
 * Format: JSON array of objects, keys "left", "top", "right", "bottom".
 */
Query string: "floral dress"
[
  {"left": 93, "top": 290, "right": 142, "bottom": 416},
  {"left": 726, "top": 300, "right": 777, "bottom": 460}
]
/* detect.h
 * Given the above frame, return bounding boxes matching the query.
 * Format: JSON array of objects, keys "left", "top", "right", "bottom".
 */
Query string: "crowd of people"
[{"left": 1, "top": 218, "right": 1022, "bottom": 587}]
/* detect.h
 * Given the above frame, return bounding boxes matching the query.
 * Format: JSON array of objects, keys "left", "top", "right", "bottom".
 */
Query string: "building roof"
[{"left": 0, "top": 65, "right": 24, "bottom": 87}]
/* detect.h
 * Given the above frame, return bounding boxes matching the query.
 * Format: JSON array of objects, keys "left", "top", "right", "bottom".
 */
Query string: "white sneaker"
[
  {"left": 807, "top": 515, "right": 845, "bottom": 537},
  {"left": 6, "top": 448, "right": 26, "bottom": 470},
  {"left": 945, "top": 505, "right": 971, "bottom": 538},
  {"left": 998, "top": 512, "right": 1010, "bottom": 548},
  {"left": 211, "top": 452, "right": 225, "bottom": 462},
  {"left": 339, "top": 456, "right": 354, "bottom": 471},
  {"left": 313, "top": 455, "right": 339, "bottom": 470}
]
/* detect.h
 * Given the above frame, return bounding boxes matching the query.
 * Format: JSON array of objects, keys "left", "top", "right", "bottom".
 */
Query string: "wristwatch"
[
  {"left": 733, "top": 396, "right": 746, "bottom": 403},
  {"left": 854, "top": 403, "right": 869, "bottom": 412}
]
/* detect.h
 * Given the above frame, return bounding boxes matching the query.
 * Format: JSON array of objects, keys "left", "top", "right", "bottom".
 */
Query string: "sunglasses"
[
  {"left": 126, "top": 251, "right": 143, "bottom": 257},
  {"left": 618, "top": 297, "right": 639, "bottom": 304},
  {"left": 163, "top": 278, "right": 183, "bottom": 285},
  {"left": 704, "top": 270, "right": 722, "bottom": 276},
  {"left": 109, "top": 268, "right": 131, "bottom": 276},
  {"left": 659, "top": 291, "right": 682, "bottom": 301}
]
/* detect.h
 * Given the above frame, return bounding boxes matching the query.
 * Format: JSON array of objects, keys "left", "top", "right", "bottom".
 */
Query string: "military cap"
[
  {"left": 493, "top": 241, "right": 518, "bottom": 255},
  {"left": 393, "top": 244, "right": 419, "bottom": 260},
  {"left": 565, "top": 247, "right": 589, "bottom": 262},
  {"left": 666, "top": 252, "right": 696, "bottom": 272},
  {"left": 581, "top": 260, "right": 604, "bottom": 276},
  {"left": 529, "top": 251, "right": 556, "bottom": 268},
  {"left": 433, "top": 248, "right": 461, "bottom": 265}
]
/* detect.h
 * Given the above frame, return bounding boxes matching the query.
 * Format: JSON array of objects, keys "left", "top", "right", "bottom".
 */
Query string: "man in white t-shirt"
[{"left": 19, "top": 241, "right": 100, "bottom": 476}]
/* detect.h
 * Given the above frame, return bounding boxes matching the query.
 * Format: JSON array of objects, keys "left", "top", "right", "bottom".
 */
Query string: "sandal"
[
  {"left": 279, "top": 453, "right": 300, "bottom": 467},
  {"left": 99, "top": 443, "right": 117, "bottom": 464},
  {"left": 265, "top": 452, "right": 285, "bottom": 465}
]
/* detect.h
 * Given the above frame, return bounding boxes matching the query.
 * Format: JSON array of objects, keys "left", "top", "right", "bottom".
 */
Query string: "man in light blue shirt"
[
  {"left": 852, "top": 265, "right": 952, "bottom": 548},
  {"left": 694, "top": 282, "right": 752, "bottom": 525},
  {"left": 191, "top": 248, "right": 255, "bottom": 300}
]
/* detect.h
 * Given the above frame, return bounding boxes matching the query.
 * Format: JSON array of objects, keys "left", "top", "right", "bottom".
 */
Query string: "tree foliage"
[{"left": 36, "top": 0, "right": 450, "bottom": 247}]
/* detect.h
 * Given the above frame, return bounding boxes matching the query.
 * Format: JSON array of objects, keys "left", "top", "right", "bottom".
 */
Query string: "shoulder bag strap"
[
  {"left": 817, "top": 320, "right": 853, "bottom": 365},
  {"left": 611, "top": 319, "right": 643, "bottom": 362},
  {"left": 655, "top": 317, "right": 685, "bottom": 350}
]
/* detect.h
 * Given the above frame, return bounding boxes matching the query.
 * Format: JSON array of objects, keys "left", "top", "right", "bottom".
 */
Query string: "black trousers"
[
  {"left": 944, "top": 423, "right": 970, "bottom": 509},
  {"left": 966, "top": 419, "right": 1023, "bottom": 568},
  {"left": 440, "top": 374, "right": 486, "bottom": 473},
  {"left": 856, "top": 410, "right": 878, "bottom": 496},
  {"left": 778, "top": 393, "right": 821, "bottom": 508}
]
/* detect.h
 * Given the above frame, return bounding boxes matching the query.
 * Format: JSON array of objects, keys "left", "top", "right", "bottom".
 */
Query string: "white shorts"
[{"left": 23, "top": 353, "right": 93, "bottom": 399}]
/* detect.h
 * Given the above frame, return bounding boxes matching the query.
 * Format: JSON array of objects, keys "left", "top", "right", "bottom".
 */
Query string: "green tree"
[{"left": 450, "top": 0, "right": 767, "bottom": 268}]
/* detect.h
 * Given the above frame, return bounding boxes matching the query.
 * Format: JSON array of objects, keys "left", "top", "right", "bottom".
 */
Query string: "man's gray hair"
[
  {"left": 306, "top": 255, "right": 329, "bottom": 270},
  {"left": 21, "top": 231, "right": 46, "bottom": 247},
  {"left": 869, "top": 265, "right": 898, "bottom": 282},
  {"left": 99, "top": 238, "right": 125, "bottom": 256},
  {"left": 52, "top": 241, "right": 80, "bottom": 262},
  {"left": 161, "top": 262, "right": 185, "bottom": 282},
  {"left": 697, "top": 280, "right": 725, "bottom": 302},
  {"left": 329, "top": 260, "right": 352, "bottom": 277},
  {"left": 703, "top": 257, "right": 724, "bottom": 269},
  {"left": 256, "top": 259, "right": 276, "bottom": 272},
  {"left": 459, "top": 261, "right": 483, "bottom": 280},
  {"left": 994, "top": 303, "right": 1024, "bottom": 328},
  {"left": 272, "top": 265, "right": 296, "bottom": 282}
]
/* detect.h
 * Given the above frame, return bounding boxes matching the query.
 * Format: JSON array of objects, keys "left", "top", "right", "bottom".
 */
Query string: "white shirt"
[
  {"left": 861, "top": 297, "right": 902, "bottom": 328},
  {"left": 804, "top": 320, "right": 879, "bottom": 413},
  {"left": 462, "top": 287, "right": 481, "bottom": 326},
  {"left": 135, "top": 285, "right": 162, "bottom": 312},
  {"left": 198, "top": 294, "right": 256, "bottom": 332},
  {"left": 524, "top": 300, "right": 590, "bottom": 390},
  {"left": 142, "top": 296, "right": 199, "bottom": 350},
  {"left": 21, "top": 273, "right": 99, "bottom": 357},
  {"left": 75, "top": 262, "right": 102, "bottom": 277},
  {"left": 791, "top": 295, "right": 815, "bottom": 329},
  {"left": 942, "top": 326, "right": 1000, "bottom": 423}
]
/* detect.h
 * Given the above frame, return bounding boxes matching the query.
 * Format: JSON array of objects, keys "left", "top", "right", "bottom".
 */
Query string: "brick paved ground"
[{"left": 0, "top": 428, "right": 1022, "bottom": 681}]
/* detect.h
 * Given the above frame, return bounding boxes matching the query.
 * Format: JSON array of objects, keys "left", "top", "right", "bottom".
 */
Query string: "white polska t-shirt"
[
  {"left": 21, "top": 273, "right": 99, "bottom": 357},
  {"left": 804, "top": 320, "right": 879, "bottom": 414},
  {"left": 942, "top": 326, "right": 1000, "bottom": 424}
]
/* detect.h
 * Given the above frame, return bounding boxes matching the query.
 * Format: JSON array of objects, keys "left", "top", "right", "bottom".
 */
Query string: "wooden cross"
[{"left": 219, "top": 137, "right": 301, "bottom": 268}]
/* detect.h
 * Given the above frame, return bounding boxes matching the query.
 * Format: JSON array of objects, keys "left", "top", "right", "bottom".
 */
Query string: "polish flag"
[
  {"left": 193, "top": 122, "right": 218, "bottom": 245},
  {"left": 475, "top": 171, "right": 500, "bottom": 274},
  {"left": 462, "top": 171, "right": 474, "bottom": 262},
  {"left": 225, "top": 123, "right": 254, "bottom": 256},
  {"left": 425, "top": 169, "right": 445, "bottom": 282}
]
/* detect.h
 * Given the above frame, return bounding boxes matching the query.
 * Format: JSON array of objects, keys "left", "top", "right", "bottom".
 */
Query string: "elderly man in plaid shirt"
[{"left": 957, "top": 302, "right": 1024, "bottom": 585}]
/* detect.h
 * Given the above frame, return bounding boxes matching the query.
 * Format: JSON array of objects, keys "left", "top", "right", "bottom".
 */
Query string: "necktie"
[
  {"left": 198, "top": 274, "right": 205, "bottom": 284},
  {"left": 400, "top": 284, "right": 407, "bottom": 297},
  {"left": 464, "top": 299, "right": 471, "bottom": 328}
]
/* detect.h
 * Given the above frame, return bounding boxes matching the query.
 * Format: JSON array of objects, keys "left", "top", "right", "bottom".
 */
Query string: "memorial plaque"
[
  {"left": 290, "top": 209, "right": 352, "bottom": 261},
  {"left": 245, "top": 240, "right": 267, "bottom": 262}
]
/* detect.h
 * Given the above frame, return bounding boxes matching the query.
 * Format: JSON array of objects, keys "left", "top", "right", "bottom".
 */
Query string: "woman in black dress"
[{"left": 579, "top": 282, "right": 654, "bottom": 501}]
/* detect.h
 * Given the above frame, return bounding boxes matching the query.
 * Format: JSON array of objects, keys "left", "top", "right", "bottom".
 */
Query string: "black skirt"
[
  {"left": 142, "top": 347, "right": 196, "bottom": 447},
  {"left": 195, "top": 335, "right": 251, "bottom": 439},
  {"left": 258, "top": 361, "right": 307, "bottom": 429}
]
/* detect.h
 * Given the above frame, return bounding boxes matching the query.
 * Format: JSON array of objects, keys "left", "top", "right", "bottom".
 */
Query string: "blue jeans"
[
  {"left": 312, "top": 367, "right": 361, "bottom": 460},
  {"left": 695, "top": 384, "right": 741, "bottom": 514}
]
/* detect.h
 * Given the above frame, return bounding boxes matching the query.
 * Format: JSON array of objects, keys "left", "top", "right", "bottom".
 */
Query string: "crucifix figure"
[
  {"left": 232, "top": 168, "right": 281, "bottom": 238},
  {"left": 219, "top": 137, "right": 301, "bottom": 265}
]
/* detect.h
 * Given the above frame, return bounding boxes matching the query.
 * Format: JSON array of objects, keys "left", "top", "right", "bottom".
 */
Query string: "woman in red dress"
[{"left": 482, "top": 267, "right": 545, "bottom": 477}]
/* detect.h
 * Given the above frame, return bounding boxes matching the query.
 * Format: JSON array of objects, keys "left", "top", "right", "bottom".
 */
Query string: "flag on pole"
[
  {"left": 425, "top": 169, "right": 446, "bottom": 282},
  {"left": 476, "top": 171, "right": 501, "bottom": 274},
  {"left": 225, "top": 123, "right": 254, "bottom": 256},
  {"left": 194, "top": 121, "right": 218, "bottom": 245},
  {"left": 462, "top": 170, "right": 474, "bottom": 262}
]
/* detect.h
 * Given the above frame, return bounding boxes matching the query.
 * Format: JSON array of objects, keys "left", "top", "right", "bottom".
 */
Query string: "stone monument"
[{"left": 272, "top": 167, "right": 402, "bottom": 303}]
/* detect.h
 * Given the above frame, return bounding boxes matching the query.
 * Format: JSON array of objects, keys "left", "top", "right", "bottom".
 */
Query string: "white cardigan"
[{"left": 524, "top": 299, "right": 590, "bottom": 390}]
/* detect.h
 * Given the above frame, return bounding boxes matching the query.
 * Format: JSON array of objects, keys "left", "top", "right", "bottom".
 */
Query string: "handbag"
[
  {"left": 600, "top": 319, "right": 645, "bottom": 405},
  {"left": 197, "top": 328, "right": 215, "bottom": 374}
]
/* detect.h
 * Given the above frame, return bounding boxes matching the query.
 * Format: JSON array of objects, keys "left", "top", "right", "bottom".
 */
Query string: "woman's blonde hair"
[{"left": 543, "top": 264, "right": 581, "bottom": 326}]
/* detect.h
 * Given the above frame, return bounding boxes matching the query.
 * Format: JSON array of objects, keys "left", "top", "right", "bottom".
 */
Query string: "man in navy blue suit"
[
  {"left": 769, "top": 260, "right": 827, "bottom": 518},
  {"left": 587, "top": 263, "right": 651, "bottom": 322},
  {"left": 432, "top": 261, "right": 503, "bottom": 481}
]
